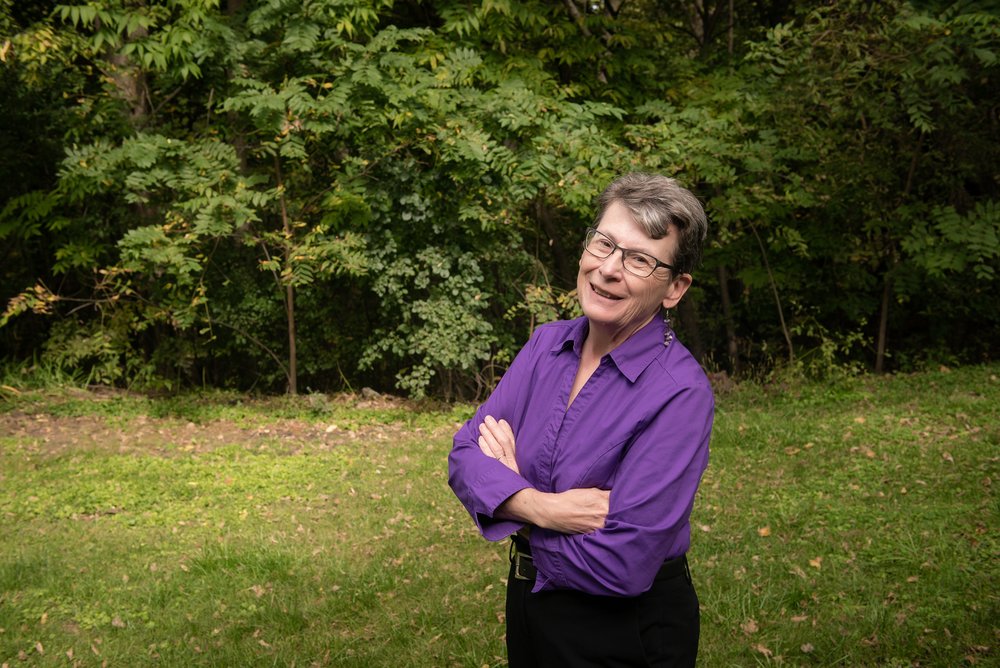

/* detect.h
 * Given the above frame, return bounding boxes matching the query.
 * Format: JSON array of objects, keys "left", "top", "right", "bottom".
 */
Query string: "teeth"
[{"left": 592, "top": 284, "right": 619, "bottom": 299}]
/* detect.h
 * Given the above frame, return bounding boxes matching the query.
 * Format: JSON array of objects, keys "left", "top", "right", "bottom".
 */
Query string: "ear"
[{"left": 661, "top": 273, "right": 692, "bottom": 310}]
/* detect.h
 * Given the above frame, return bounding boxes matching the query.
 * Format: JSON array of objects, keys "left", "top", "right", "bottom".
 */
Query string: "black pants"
[{"left": 505, "top": 552, "right": 700, "bottom": 667}]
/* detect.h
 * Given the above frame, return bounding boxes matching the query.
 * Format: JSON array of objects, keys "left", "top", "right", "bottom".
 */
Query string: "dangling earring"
[{"left": 663, "top": 310, "right": 674, "bottom": 347}]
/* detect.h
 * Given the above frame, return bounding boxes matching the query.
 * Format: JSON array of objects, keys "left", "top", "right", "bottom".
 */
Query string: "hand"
[
  {"left": 477, "top": 415, "right": 519, "bottom": 475},
  {"left": 540, "top": 487, "right": 610, "bottom": 534},
  {"left": 496, "top": 487, "right": 610, "bottom": 535}
]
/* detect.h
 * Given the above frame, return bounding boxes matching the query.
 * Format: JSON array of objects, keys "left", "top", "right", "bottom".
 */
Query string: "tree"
[{"left": 2, "top": 0, "right": 998, "bottom": 395}]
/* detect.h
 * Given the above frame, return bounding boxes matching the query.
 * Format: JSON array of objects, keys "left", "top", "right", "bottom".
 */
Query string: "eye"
[
  {"left": 594, "top": 237, "right": 615, "bottom": 252},
  {"left": 626, "top": 252, "right": 654, "bottom": 270}
]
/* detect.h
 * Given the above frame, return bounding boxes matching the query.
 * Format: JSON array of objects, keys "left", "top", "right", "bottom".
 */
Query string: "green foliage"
[
  {"left": 54, "top": 0, "right": 231, "bottom": 80},
  {"left": 1, "top": 0, "right": 998, "bottom": 395},
  {"left": 903, "top": 201, "right": 1000, "bottom": 281},
  {"left": 361, "top": 245, "right": 496, "bottom": 398}
]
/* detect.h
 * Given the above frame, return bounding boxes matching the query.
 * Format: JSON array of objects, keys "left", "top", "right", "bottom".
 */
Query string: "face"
[{"left": 576, "top": 200, "right": 691, "bottom": 340}]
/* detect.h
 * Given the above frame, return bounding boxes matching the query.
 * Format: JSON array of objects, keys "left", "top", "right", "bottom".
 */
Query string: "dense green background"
[{"left": 2, "top": 0, "right": 998, "bottom": 397}]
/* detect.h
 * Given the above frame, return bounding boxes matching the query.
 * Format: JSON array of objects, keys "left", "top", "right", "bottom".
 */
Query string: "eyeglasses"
[{"left": 583, "top": 227, "right": 679, "bottom": 278}]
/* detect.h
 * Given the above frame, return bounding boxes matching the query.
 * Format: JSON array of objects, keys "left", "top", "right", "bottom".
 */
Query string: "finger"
[
  {"left": 477, "top": 434, "right": 493, "bottom": 456},
  {"left": 478, "top": 423, "right": 505, "bottom": 458},
  {"left": 479, "top": 434, "right": 507, "bottom": 462},
  {"left": 485, "top": 417, "right": 515, "bottom": 453},
  {"left": 496, "top": 419, "right": 516, "bottom": 448},
  {"left": 481, "top": 418, "right": 513, "bottom": 454},
  {"left": 481, "top": 416, "right": 504, "bottom": 440}
]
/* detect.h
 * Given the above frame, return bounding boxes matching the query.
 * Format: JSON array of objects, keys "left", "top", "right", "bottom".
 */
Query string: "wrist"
[{"left": 496, "top": 487, "right": 548, "bottom": 528}]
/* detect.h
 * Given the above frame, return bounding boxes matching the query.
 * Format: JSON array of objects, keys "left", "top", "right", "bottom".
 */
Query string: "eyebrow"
[{"left": 599, "top": 229, "right": 658, "bottom": 257}]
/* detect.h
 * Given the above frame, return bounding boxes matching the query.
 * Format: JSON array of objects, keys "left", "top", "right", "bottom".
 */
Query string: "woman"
[{"left": 448, "top": 173, "right": 714, "bottom": 667}]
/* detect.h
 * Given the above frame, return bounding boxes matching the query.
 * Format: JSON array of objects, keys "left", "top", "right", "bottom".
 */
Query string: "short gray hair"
[{"left": 595, "top": 172, "right": 708, "bottom": 274}]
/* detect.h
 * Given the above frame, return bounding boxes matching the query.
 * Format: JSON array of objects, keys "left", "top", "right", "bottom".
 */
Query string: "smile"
[{"left": 590, "top": 283, "right": 622, "bottom": 300}]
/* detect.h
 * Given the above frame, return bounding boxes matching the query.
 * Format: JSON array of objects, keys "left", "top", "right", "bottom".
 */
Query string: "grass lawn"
[{"left": 1, "top": 365, "right": 997, "bottom": 667}]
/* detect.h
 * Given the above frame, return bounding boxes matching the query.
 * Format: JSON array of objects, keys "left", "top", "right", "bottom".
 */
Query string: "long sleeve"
[
  {"left": 447, "top": 330, "right": 540, "bottom": 541},
  {"left": 448, "top": 316, "right": 714, "bottom": 597},
  {"left": 529, "top": 381, "right": 713, "bottom": 596}
]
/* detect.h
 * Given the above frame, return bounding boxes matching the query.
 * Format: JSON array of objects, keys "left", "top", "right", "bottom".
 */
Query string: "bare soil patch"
[{"left": 0, "top": 409, "right": 448, "bottom": 459}]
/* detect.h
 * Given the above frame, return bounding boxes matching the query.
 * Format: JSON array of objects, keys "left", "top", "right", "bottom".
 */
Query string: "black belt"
[{"left": 510, "top": 535, "right": 689, "bottom": 584}]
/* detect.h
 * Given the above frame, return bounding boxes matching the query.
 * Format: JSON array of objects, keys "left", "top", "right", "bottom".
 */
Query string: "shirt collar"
[{"left": 551, "top": 315, "right": 667, "bottom": 383}]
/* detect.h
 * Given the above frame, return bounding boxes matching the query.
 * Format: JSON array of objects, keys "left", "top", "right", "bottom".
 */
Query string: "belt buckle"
[
  {"left": 510, "top": 540, "right": 535, "bottom": 581},
  {"left": 513, "top": 552, "right": 534, "bottom": 581}
]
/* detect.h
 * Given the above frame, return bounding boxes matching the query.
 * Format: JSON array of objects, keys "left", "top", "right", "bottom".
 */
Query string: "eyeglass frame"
[{"left": 583, "top": 227, "right": 681, "bottom": 278}]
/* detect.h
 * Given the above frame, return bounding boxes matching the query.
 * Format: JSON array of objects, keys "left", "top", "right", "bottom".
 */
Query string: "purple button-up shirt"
[{"left": 448, "top": 315, "right": 714, "bottom": 597}]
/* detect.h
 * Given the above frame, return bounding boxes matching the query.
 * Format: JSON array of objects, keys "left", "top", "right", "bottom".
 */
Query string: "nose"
[{"left": 598, "top": 248, "right": 625, "bottom": 278}]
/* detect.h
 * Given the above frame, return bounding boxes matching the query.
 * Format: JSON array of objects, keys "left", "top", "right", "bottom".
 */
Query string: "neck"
[{"left": 583, "top": 313, "right": 658, "bottom": 359}]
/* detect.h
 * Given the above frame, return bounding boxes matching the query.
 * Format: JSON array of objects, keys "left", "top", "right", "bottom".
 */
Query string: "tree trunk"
[
  {"left": 102, "top": 17, "right": 149, "bottom": 122},
  {"left": 561, "top": 0, "right": 610, "bottom": 82},
  {"left": 285, "top": 283, "right": 297, "bottom": 394},
  {"left": 875, "top": 138, "right": 921, "bottom": 373},
  {"left": 107, "top": 54, "right": 148, "bottom": 121},
  {"left": 875, "top": 270, "right": 891, "bottom": 374},
  {"left": 717, "top": 265, "right": 741, "bottom": 375},
  {"left": 751, "top": 223, "right": 794, "bottom": 363},
  {"left": 536, "top": 198, "right": 574, "bottom": 285},
  {"left": 677, "top": 297, "right": 705, "bottom": 363},
  {"left": 274, "top": 156, "right": 297, "bottom": 394},
  {"left": 728, "top": 0, "right": 735, "bottom": 56}
]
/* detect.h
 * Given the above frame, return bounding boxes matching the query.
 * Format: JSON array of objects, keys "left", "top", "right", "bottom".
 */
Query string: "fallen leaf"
[
  {"left": 35, "top": 642, "right": 44, "bottom": 655},
  {"left": 801, "top": 643, "right": 815, "bottom": 653},
  {"left": 789, "top": 564, "right": 808, "bottom": 579},
  {"left": 942, "top": 452, "right": 954, "bottom": 463},
  {"left": 751, "top": 643, "right": 773, "bottom": 657},
  {"left": 809, "top": 556, "right": 823, "bottom": 569},
  {"left": 854, "top": 416, "right": 866, "bottom": 424},
  {"left": 112, "top": 617, "right": 125, "bottom": 629},
  {"left": 758, "top": 526, "right": 771, "bottom": 537},
  {"left": 741, "top": 619, "right": 759, "bottom": 635}
]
